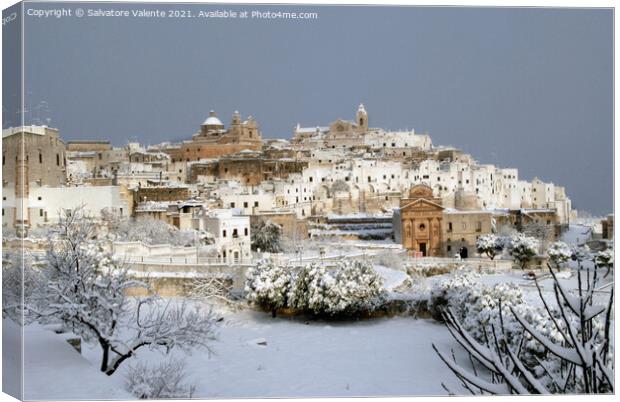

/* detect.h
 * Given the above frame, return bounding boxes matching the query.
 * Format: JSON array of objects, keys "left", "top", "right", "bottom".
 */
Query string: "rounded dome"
[{"left": 202, "top": 110, "right": 224, "bottom": 127}]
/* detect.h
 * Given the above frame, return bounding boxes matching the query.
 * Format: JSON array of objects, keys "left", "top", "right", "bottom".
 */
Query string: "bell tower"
[{"left": 356, "top": 103, "right": 368, "bottom": 133}]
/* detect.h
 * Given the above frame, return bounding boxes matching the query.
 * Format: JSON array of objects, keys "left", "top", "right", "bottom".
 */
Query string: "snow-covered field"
[{"left": 79, "top": 310, "right": 463, "bottom": 398}]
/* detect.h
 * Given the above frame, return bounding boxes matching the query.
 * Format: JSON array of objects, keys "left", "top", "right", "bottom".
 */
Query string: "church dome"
[{"left": 202, "top": 110, "right": 224, "bottom": 127}]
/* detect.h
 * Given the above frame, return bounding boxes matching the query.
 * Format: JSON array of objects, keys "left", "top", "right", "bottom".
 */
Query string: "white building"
[
  {"left": 23, "top": 185, "right": 130, "bottom": 228},
  {"left": 204, "top": 209, "right": 252, "bottom": 263}
]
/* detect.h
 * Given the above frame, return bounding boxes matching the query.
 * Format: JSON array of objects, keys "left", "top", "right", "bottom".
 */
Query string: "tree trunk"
[
  {"left": 100, "top": 342, "right": 109, "bottom": 373},
  {"left": 271, "top": 308, "right": 277, "bottom": 318}
]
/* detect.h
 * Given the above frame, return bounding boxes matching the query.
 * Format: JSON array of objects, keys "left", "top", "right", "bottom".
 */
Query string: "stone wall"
[{"left": 134, "top": 186, "right": 189, "bottom": 204}]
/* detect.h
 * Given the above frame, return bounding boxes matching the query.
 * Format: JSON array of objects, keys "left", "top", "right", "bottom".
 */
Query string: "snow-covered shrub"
[
  {"left": 301, "top": 260, "right": 385, "bottom": 316},
  {"left": 245, "top": 260, "right": 292, "bottom": 317},
  {"left": 250, "top": 220, "right": 283, "bottom": 253},
  {"left": 288, "top": 263, "right": 316, "bottom": 311},
  {"left": 476, "top": 234, "right": 504, "bottom": 260},
  {"left": 125, "top": 358, "right": 196, "bottom": 399},
  {"left": 428, "top": 270, "right": 479, "bottom": 320},
  {"left": 432, "top": 261, "right": 614, "bottom": 394},
  {"left": 595, "top": 248, "right": 613, "bottom": 269},
  {"left": 508, "top": 233, "right": 540, "bottom": 269},
  {"left": 547, "top": 241, "right": 572, "bottom": 268},
  {"left": 428, "top": 270, "right": 564, "bottom": 366}
]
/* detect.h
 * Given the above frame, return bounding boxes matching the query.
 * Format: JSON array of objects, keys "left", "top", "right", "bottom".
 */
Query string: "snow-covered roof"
[{"left": 2, "top": 125, "right": 56, "bottom": 138}]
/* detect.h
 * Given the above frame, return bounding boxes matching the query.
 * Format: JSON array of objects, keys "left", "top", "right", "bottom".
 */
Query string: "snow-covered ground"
[
  {"left": 3, "top": 319, "right": 130, "bottom": 401},
  {"left": 79, "top": 310, "right": 463, "bottom": 398}
]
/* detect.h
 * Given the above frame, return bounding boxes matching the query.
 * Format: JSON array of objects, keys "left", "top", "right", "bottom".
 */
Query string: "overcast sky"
[{"left": 4, "top": 3, "right": 613, "bottom": 215}]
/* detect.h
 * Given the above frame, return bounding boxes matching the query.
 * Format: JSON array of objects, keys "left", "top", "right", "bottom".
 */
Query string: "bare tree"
[
  {"left": 188, "top": 274, "right": 241, "bottom": 311},
  {"left": 28, "top": 208, "right": 217, "bottom": 375},
  {"left": 2, "top": 251, "right": 45, "bottom": 325}
]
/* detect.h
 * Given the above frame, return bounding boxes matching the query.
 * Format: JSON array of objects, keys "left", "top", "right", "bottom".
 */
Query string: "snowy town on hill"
[{"left": 2, "top": 104, "right": 614, "bottom": 398}]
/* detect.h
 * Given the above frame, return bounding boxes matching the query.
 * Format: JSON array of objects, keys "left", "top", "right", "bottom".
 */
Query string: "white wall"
[{"left": 28, "top": 185, "right": 129, "bottom": 226}]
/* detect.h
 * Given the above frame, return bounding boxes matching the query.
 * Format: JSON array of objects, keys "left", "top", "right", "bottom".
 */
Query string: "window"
[
  {"left": 476, "top": 221, "right": 482, "bottom": 232},
  {"left": 447, "top": 245, "right": 451, "bottom": 252},
  {"left": 243, "top": 202, "right": 248, "bottom": 208},
  {"left": 254, "top": 201, "right": 259, "bottom": 207},
  {"left": 232, "top": 229, "right": 238, "bottom": 238},
  {"left": 39, "top": 209, "right": 43, "bottom": 217},
  {"left": 309, "top": 177, "right": 313, "bottom": 182},
  {"left": 222, "top": 230, "right": 227, "bottom": 238},
  {"left": 56, "top": 154, "right": 60, "bottom": 166},
  {"left": 448, "top": 222, "right": 453, "bottom": 232},
  {"left": 419, "top": 223, "right": 426, "bottom": 230},
  {"left": 39, "top": 153, "right": 42, "bottom": 163},
  {"left": 230, "top": 202, "right": 235, "bottom": 208},
  {"left": 2, "top": 154, "right": 4, "bottom": 165},
  {"left": 244, "top": 228, "right": 248, "bottom": 236}
]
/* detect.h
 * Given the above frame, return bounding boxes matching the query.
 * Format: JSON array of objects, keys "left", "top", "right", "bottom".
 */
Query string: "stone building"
[
  {"left": 186, "top": 150, "right": 307, "bottom": 186},
  {"left": 395, "top": 184, "right": 444, "bottom": 257},
  {"left": 442, "top": 210, "right": 494, "bottom": 258},
  {"left": 394, "top": 184, "right": 495, "bottom": 257},
  {"left": 250, "top": 211, "right": 309, "bottom": 241},
  {"left": 133, "top": 186, "right": 190, "bottom": 207},
  {"left": 2, "top": 126, "right": 67, "bottom": 234},
  {"left": 177, "top": 110, "right": 263, "bottom": 162},
  {"left": 2, "top": 125, "right": 67, "bottom": 188},
  {"left": 324, "top": 104, "right": 369, "bottom": 149},
  {"left": 66, "top": 140, "right": 112, "bottom": 153}
]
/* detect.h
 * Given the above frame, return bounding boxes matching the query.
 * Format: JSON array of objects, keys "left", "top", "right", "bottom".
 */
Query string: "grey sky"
[{"left": 5, "top": 3, "right": 613, "bottom": 215}]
